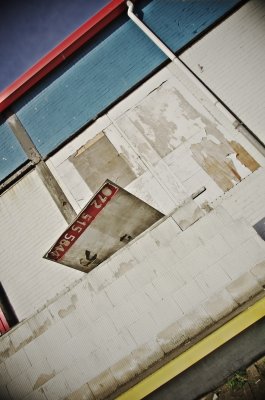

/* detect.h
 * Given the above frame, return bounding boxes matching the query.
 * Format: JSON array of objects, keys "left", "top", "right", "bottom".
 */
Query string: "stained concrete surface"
[{"left": 145, "top": 317, "right": 265, "bottom": 400}]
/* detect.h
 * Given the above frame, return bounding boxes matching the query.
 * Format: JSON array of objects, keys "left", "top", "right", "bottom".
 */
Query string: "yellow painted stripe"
[{"left": 116, "top": 297, "right": 265, "bottom": 400}]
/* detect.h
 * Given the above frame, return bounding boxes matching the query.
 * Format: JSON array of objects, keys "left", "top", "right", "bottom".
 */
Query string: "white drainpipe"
[{"left": 126, "top": 0, "right": 217, "bottom": 101}]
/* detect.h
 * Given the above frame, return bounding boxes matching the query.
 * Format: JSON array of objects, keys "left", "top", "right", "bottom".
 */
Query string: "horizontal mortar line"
[{"left": 116, "top": 296, "right": 265, "bottom": 400}]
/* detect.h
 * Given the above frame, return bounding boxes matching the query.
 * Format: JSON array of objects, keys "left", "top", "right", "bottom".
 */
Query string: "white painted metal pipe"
[
  {"left": 127, "top": 1, "right": 176, "bottom": 61},
  {"left": 126, "top": 1, "right": 218, "bottom": 102}
]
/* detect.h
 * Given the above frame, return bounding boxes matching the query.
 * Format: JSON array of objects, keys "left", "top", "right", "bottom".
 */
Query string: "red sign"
[
  {"left": 46, "top": 181, "right": 118, "bottom": 261},
  {"left": 44, "top": 180, "right": 163, "bottom": 272}
]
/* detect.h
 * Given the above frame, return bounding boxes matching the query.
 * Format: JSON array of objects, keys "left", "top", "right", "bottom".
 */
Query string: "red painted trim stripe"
[
  {"left": 0, "top": 308, "right": 10, "bottom": 334},
  {"left": 0, "top": 0, "right": 129, "bottom": 113},
  {"left": 45, "top": 182, "right": 119, "bottom": 261}
]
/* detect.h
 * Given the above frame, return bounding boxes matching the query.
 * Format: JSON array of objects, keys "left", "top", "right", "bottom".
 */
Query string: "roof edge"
[{"left": 0, "top": 0, "right": 129, "bottom": 113}]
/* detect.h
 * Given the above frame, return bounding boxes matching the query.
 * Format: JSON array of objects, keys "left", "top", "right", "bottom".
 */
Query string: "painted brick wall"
[
  {"left": 1, "top": 168, "right": 265, "bottom": 400},
  {"left": 12, "top": 0, "right": 240, "bottom": 156},
  {"left": 181, "top": 0, "right": 265, "bottom": 145},
  {"left": 0, "top": 118, "right": 27, "bottom": 181},
  {"left": 0, "top": 170, "right": 82, "bottom": 320}
]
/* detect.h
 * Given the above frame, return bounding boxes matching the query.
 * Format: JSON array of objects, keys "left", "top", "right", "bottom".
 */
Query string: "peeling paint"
[{"left": 229, "top": 140, "right": 260, "bottom": 173}]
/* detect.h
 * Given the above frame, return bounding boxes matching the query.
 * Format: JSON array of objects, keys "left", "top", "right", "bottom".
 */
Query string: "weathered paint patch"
[
  {"left": 58, "top": 295, "right": 78, "bottom": 319},
  {"left": 229, "top": 140, "right": 260, "bottom": 172},
  {"left": 191, "top": 127, "right": 258, "bottom": 192},
  {"left": 33, "top": 371, "right": 56, "bottom": 390},
  {"left": 69, "top": 133, "right": 136, "bottom": 192}
]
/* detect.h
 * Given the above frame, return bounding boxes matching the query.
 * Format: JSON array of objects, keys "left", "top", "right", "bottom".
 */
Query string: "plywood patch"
[{"left": 69, "top": 133, "right": 136, "bottom": 192}]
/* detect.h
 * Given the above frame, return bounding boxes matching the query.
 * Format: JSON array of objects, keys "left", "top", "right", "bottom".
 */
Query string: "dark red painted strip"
[
  {"left": 0, "top": 308, "right": 10, "bottom": 334},
  {"left": 0, "top": 0, "right": 129, "bottom": 113},
  {"left": 46, "top": 182, "right": 119, "bottom": 261}
]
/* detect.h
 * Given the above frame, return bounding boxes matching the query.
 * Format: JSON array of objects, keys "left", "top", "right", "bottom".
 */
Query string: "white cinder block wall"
[
  {"left": 1, "top": 3, "right": 265, "bottom": 398},
  {"left": 1, "top": 169, "right": 265, "bottom": 400},
  {"left": 0, "top": 171, "right": 82, "bottom": 320}
]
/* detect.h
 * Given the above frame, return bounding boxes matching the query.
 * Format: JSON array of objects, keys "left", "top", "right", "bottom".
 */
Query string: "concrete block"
[
  {"left": 108, "top": 301, "right": 139, "bottom": 331},
  {"left": 156, "top": 321, "right": 186, "bottom": 353},
  {"left": 251, "top": 260, "right": 265, "bottom": 285},
  {"left": 221, "top": 245, "right": 254, "bottom": 280},
  {"left": 23, "top": 341, "right": 46, "bottom": 367},
  {"left": 63, "top": 364, "right": 93, "bottom": 394},
  {"left": 146, "top": 247, "right": 180, "bottom": 276},
  {"left": 88, "top": 261, "right": 115, "bottom": 292},
  {"left": 191, "top": 211, "right": 225, "bottom": 242},
  {"left": 48, "top": 293, "right": 79, "bottom": 322},
  {"left": 66, "top": 329, "right": 97, "bottom": 362},
  {"left": 0, "top": 361, "right": 11, "bottom": 386},
  {"left": 108, "top": 248, "right": 137, "bottom": 280},
  {"left": 203, "top": 289, "right": 238, "bottom": 321},
  {"left": 110, "top": 354, "right": 138, "bottom": 386},
  {"left": 204, "top": 234, "right": 232, "bottom": 265},
  {"left": 0, "top": 335, "right": 15, "bottom": 362},
  {"left": 105, "top": 276, "right": 135, "bottom": 306},
  {"left": 182, "top": 246, "right": 209, "bottom": 278},
  {"left": 128, "top": 313, "right": 158, "bottom": 346},
  {"left": 42, "top": 372, "right": 72, "bottom": 400},
  {"left": 27, "top": 308, "right": 53, "bottom": 339},
  {"left": 173, "top": 280, "right": 206, "bottom": 313},
  {"left": 128, "top": 233, "right": 159, "bottom": 262},
  {"left": 172, "top": 197, "right": 205, "bottom": 230},
  {"left": 82, "top": 291, "right": 113, "bottom": 321},
  {"left": 178, "top": 307, "right": 213, "bottom": 339},
  {"left": 62, "top": 308, "right": 91, "bottom": 338},
  {"left": 214, "top": 205, "right": 233, "bottom": 226},
  {"left": 150, "top": 217, "right": 181, "bottom": 246},
  {"left": 91, "top": 314, "right": 118, "bottom": 347},
  {"left": 88, "top": 369, "right": 117, "bottom": 400},
  {"left": 125, "top": 260, "right": 156, "bottom": 290},
  {"left": 132, "top": 341, "right": 164, "bottom": 373},
  {"left": 27, "top": 359, "right": 55, "bottom": 390},
  {"left": 9, "top": 322, "right": 34, "bottom": 352},
  {"left": 220, "top": 218, "right": 256, "bottom": 248},
  {"left": 128, "top": 283, "right": 162, "bottom": 314},
  {"left": 195, "top": 263, "right": 231, "bottom": 296},
  {"left": 227, "top": 272, "right": 263, "bottom": 304},
  {"left": 150, "top": 297, "right": 183, "bottom": 328},
  {"left": 23, "top": 388, "right": 50, "bottom": 400},
  {"left": 0, "top": 384, "right": 12, "bottom": 400},
  {"left": 152, "top": 271, "right": 184, "bottom": 297},
  {"left": 7, "top": 371, "right": 33, "bottom": 400},
  {"left": 65, "top": 384, "right": 95, "bottom": 400},
  {"left": 5, "top": 348, "right": 31, "bottom": 380}
]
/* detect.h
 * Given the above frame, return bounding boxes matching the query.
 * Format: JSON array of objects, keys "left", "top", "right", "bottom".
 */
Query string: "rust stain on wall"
[{"left": 229, "top": 140, "right": 260, "bottom": 172}]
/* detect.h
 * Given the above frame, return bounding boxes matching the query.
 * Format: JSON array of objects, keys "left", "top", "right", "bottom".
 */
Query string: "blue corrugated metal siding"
[
  {"left": 0, "top": 119, "right": 27, "bottom": 181},
  {"left": 14, "top": 0, "right": 241, "bottom": 157}
]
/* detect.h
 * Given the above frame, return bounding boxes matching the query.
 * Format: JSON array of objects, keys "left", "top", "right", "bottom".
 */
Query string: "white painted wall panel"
[
  {"left": 0, "top": 171, "right": 82, "bottom": 320},
  {"left": 181, "top": 0, "right": 265, "bottom": 144}
]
